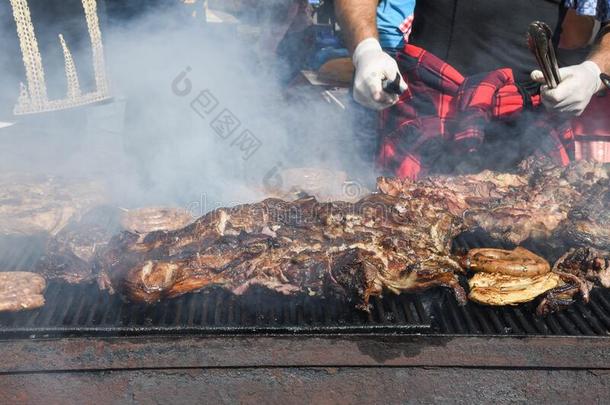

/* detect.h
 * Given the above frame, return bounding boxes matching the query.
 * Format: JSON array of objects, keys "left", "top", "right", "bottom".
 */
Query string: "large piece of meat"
[
  {"left": 378, "top": 159, "right": 609, "bottom": 247},
  {"left": 97, "top": 194, "right": 467, "bottom": 310},
  {"left": 34, "top": 206, "right": 194, "bottom": 284}
]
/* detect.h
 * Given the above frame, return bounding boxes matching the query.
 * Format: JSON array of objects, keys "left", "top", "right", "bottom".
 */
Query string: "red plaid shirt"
[{"left": 378, "top": 45, "right": 575, "bottom": 179}]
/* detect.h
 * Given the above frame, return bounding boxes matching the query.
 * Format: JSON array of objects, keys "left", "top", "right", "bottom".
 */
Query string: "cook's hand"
[
  {"left": 531, "top": 61, "right": 604, "bottom": 116},
  {"left": 352, "top": 38, "right": 408, "bottom": 110}
]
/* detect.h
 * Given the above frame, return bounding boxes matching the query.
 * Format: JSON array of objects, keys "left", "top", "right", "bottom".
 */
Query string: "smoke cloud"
[{"left": 0, "top": 2, "right": 375, "bottom": 213}]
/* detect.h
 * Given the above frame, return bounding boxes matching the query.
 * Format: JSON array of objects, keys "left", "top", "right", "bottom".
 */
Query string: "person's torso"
[
  {"left": 377, "top": 0, "right": 416, "bottom": 49},
  {"left": 409, "top": 0, "right": 569, "bottom": 82}
]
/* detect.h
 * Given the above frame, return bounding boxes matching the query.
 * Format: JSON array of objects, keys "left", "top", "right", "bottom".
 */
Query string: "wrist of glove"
[
  {"left": 352, "top": 38, "right": 408, "bottom": 111},
  {"left": 531, "top": 60, "right": 603, "bottom": 116}
]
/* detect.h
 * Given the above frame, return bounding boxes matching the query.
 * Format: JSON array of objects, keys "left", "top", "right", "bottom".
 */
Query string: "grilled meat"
[
  {"left": 35, "top": 206, "right": 124, "bottom": 284},
  {"left": 120, "top": 207, "right": 193, "bottom": 234},
  {"left": 0, "top": 173, "right": 105, "bottom": 236},
  {"left": 469, "top": 272, "right": 561, "bottom": 306},
  {"left": 0, "top": 272, "right": 46, "bottom": 312},
  {"left": 463, "top": 247, "right": 560, "bottom": 306},
  {"left": 97, "top": 194, "right": 467, "bottom": 310},
  {"left": 463, "top": 247, "right": 550, "bottom": 276},
  {"left": 378, "top": 160, "right": 609, "bottom": 246},
  {"left": 555, "top": 179, "right": 610, "bottom": 250},
  {"left": 537, "top": 248, "right": 610, "bottom": 315},
  {"left": 377, "top": 170, "right": 527, "bottom": 216},
  {"left": 468, "top": 159, "right": 608, "bottom": 245},
  {"left": 35, "top": 206, "right": 193, "bottom": 284}
]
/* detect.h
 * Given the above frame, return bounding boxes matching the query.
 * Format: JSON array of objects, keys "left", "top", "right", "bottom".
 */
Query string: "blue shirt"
[
  {"left": 565, "top": 0, "right": 610, "bottom": 21},
  {"left": 377, "top": 0, "right": 416, "bottom": 49}
]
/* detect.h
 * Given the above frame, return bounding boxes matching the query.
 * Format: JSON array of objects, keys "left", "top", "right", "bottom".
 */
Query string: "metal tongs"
[{"left": 527, "top": 21, "right": 562, "bottom": 89}]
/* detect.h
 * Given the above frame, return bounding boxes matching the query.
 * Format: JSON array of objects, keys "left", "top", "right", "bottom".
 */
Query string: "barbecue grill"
[{"left": 1, "top": 234, "right": 609, "bottom": 403}]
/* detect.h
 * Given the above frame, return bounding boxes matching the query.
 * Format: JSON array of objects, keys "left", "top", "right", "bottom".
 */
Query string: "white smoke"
[{"left": 0, "top": 2, "right": 375, "bottom": 212}]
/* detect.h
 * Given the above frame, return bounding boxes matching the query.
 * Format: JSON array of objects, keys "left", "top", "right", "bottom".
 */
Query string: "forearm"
[
  {"left": 589, "top": 24, "right": 610, "bottom": 75},
  {"left": 334, "top": 0, "right": 379, "bottom": 53}
]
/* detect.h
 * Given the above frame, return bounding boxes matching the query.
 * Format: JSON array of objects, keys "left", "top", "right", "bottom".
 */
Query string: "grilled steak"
[
  {"left": 0, "top": 272, "right": 46, "bottom": 312},
  {"left": 97, "top": 194, "right": 467, "bottom": 310}
]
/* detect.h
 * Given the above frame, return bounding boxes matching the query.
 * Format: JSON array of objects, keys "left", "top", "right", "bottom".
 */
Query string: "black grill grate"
[
  {"left": 0, "top": 282, "right": 431, "bottom": 339},
  {"left": 2, "top": 231, "right": 610, "bottom": 338},
  {"left": 430, "top": 288, "right": 610, "bottom": 336}
]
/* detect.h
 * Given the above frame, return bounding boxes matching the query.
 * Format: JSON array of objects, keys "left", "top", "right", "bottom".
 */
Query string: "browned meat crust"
[
  {"left": 0, "top": 272, "right": 46, "bottom": 312},
  {"left": 35, "top": 206, "right": 191, "bottom": 284},
  {"left": 97, "top": 194, "right": 467, "bottom": 310},
  {"left": 378, "top": 159, "right": 609, "bottom": 247},
  {"left": 555, "top": 179, "right": 610, "bottom": 251},
  {"left": 35, "top": 206, "right": 123, "bottom": 284}
]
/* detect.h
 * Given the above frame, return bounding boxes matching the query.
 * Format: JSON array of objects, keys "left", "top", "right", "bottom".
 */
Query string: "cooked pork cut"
[
  {"left": 0, "top": 272, "right": 46, "bottom": 312},
  {"left": 97, "top": 193, "right": 467, "bottom": 310}
]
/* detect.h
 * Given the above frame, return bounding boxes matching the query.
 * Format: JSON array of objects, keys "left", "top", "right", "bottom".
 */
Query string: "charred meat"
[
  {"left": 537, "top": 248, "right": 610, "bottom": 315},
  {"left": 555, "top": 179, "right": 610, "bottom": 250},
  {"left": 97, "top": 194, "right": 467, "bottom": 310},
  {"left": 35, "top": 206, "right": 124, "bottom": 284},
  {"left": 378, "top": 160, "right": 609, "bottom": 246},
  {"left": 35, "top": 206, "right": 193, "bottom": 284}
]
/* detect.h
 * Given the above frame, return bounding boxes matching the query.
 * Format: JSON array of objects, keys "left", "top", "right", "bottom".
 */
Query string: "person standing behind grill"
[
  {"left": 347, "top": 0, "right": 413, "bottom": 110},
  {"left": 561, "top": 1, "right": 610, "bottom": 162},
  {"left": 335, "top": 0, "right": 610, "bottom": 178}
]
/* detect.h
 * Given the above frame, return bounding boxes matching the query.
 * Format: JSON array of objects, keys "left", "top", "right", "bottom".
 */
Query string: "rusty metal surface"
[
  {"left": 1, "top": 335, "right": 610, "bottom": 373},
  {"left": 1, "top": 367, "right": 609, "bottom": 404}
]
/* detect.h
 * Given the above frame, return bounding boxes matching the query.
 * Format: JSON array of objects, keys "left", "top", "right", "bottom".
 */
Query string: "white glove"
[
  {"left": 352, "top": 38, "right": 408, "bottom": 110},
  {"left": 531, "top": 61, "right": 604, "bottom": 116}
]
